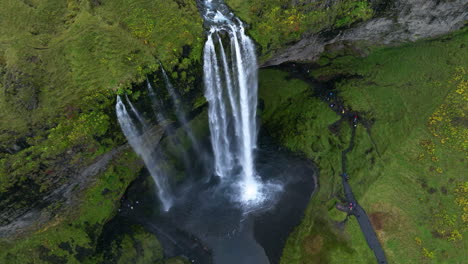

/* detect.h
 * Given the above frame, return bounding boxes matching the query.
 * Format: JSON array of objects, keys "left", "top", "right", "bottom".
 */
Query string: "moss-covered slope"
[
  {"left": 259, "top": 28, "right": 468, "bottom": 263},
  {"left": 0, "top": 0, "right": 203, "bottom": 220},
  {"left": 0, "top": 0, "right": 203, "bottom": 262}
]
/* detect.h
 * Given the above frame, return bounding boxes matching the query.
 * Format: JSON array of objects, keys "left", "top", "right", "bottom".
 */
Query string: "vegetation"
[
  {"left": 0, "top": 0, "right": 203, "bottom": 214},
  {"left": 1, "top": 1, "right": 466, "bottom": 263},
  {"left": 226, "top": 0, "right": 373, "bottom": 60},
  {"left": 0, "top": 0, "right": 203, "bottom": 262},
  {"left": 258, "top": 28, "right": 468, "bottom": 263}
]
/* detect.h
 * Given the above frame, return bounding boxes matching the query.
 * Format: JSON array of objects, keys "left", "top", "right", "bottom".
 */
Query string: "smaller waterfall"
[
  {"left": 146, "top": 79, "right": 194, "bottom": 173},
  {"left": 125, "top": 94, "right": 148, "bottom": 129},
  {"left": 146, "top": 79, "right": 168, "bottom": 125},
  {"left": 116, "top": 95, "right": 173, "bottom": 211},
  {"left": 160, "top": 68, "right": 205, "bottom": 155}
]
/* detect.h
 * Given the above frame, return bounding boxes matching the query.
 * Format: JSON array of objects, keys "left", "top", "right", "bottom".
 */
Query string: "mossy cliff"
[
  {"left": 258, "top": 28, "right": 467, "bottom": 263},
  {"left": 0, "top": 0, "right": 203, "bottom": 263},
  {"left": 226, "top": 0, "right": 467, "bottom": 65}
]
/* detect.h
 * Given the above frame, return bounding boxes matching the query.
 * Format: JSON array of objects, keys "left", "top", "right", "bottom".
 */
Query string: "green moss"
[
  {"left": 0, "top": 90, "right": 117, "bottom": 193},
  {"left": 259, "top": 69, "right": 310, "bottom": 121},
  {"left": 260, "top": 28, "right": 468, "bottom": 263}
]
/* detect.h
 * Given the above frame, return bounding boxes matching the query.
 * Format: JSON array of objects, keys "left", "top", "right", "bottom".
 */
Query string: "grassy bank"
[{"left": 259, "top": 28, "right": 467, "bottom": 263}]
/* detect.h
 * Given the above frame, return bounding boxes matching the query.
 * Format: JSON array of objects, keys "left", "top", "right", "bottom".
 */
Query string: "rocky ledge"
[{"left": 263, "top": 0, "right": 467, "bottom": 66}]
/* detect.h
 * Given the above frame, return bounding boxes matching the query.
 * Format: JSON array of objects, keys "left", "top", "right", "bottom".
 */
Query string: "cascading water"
[
  {"left": 202, "top": 0, "right": 266, "bottom": 205},
  {"left": 147, "top": 74, "right": 201, "bottom": 175},
  {"left": 146, "top": 80, "right": 168, "bottom": 125},
  {"left": 116, "top": 95, "right": 173, "bottom": 211},
  {"left": 160, "top": 68, "right": 205, "bottom": 155},
  {"left": 125, "top": 93, "right": 148, "bottom": 129},
  {"left": 110, "top": 3, "right": 309, "bottom": 264},
  {"left": 116, "top": 0, "right": 280, "bottom": 212}
]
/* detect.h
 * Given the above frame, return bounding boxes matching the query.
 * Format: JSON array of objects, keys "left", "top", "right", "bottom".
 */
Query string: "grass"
[
  {"left": 259, "top": 28, "right": 468, "bottom": 263},
  {"left": 259, "top": 69, "right": 362, "bottom": 263}
]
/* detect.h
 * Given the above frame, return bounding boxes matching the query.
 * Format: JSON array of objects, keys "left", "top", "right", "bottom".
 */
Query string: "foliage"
[
  {"left": 0, "top": 90, "right": 116, "bottom": 193},
  {"left": 0, "top": 0, "right": 203, "bottom": 145},
  {"left": 259, "top": 69, "right": 363, "bottom": 263}
]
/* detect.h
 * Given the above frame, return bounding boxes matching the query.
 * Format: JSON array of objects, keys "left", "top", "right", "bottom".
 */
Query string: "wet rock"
[
  {"left": 1, "top": 137, "right": 31, "bottom": 154},
  {"left": 75, "top": 245, "right": 94, "bottom": 262},
  {"left": 90, "top": 0, "right": 101, "bottom": 7}
]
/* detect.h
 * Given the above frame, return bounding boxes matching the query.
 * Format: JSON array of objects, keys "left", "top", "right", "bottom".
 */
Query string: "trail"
[{"left": 341, "top": 125, "right": 387, "bottom": 264}]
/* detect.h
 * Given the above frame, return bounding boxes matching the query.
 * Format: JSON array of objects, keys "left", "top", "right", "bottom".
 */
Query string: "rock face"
[
  {"left": 0, "top": 145, "right": 128, "bottom": 238},
  {"left": 0, "top": 123, "right": 166, "bottom": 238},
  {"left": 263, "top": 0, "right": 467, "bottom": 66}
]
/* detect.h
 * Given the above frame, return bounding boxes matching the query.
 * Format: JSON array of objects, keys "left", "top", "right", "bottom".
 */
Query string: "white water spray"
[
  {"left": 146, "top": 80, "right": 168, "bottom": 125},
  {"left": 160, "top": 68, "right": 205, "bottom": 155},
  {"left": 116, "top": 95, "right": 173, "bottom": 211}
]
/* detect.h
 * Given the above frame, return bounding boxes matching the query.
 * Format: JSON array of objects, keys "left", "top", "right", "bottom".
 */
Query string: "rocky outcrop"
[
  {"left": 0, "top": 122, "right": 168, "bottom": 238},
  {"left": 263, "top": 0, "right": 467, "bottom": 66},
  {"left": 0, "top": 145, "right": 129, "bottom": 238}
]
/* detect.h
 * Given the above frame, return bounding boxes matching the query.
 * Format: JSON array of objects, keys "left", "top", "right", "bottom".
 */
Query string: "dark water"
[{"left": 102, "top": 133, "right": 316, "bottom": 264}]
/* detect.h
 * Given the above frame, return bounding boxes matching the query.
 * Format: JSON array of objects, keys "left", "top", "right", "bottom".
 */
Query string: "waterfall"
[
  {"left": 146, "top": 79, "right": 168, "bottom": 125},
  {"left": 202, "top": 0, "right": 263, "bottom": 205},
  {"left": 125, "top": 94, "right": 148, "bottom": 129},
  {"left": 116, "top": 95, "right": 173, "bottom": 211},
  {"left": 146, "top": 78, "right": 195, "bottom": 174},
  {"left": 160, "top": 68, "right": 205, "bottom": 156},
  {"left": 115, "top": 0, "right": 272, "bottom": 210}
]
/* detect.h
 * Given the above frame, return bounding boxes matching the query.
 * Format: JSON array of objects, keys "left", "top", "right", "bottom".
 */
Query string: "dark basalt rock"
[{"left": 263, "top": 0, "right": 468, "bottom": 66}]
